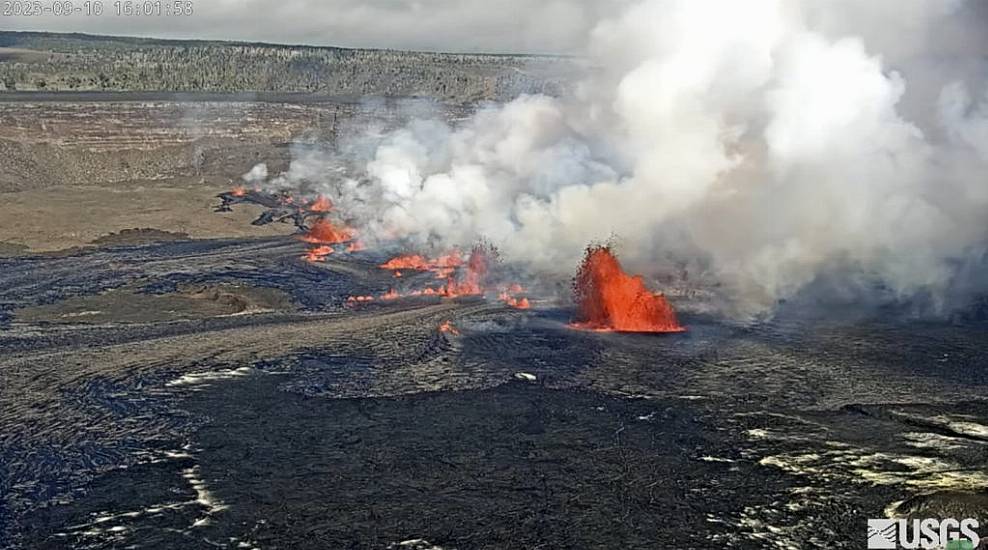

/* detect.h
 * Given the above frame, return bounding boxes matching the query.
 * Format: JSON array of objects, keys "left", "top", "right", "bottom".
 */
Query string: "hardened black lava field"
[
  {"left": 1, "top": 71, "right": 988, "bottom": 550},
  {"left": 2, "top": 231, "right": 988, "bottom": 549}
]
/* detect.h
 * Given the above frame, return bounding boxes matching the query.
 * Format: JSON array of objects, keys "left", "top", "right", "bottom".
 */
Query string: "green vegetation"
[{"left": 0, "top": 31, "right": 569, "bottom": 101}]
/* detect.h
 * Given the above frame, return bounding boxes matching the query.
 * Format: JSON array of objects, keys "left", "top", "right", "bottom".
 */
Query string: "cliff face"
[
  {"left": 0, "top": 98, "right": 478, "bottom": 191},
  {"left": 0, "top": 32, "right": 574, "bottom": 101}
]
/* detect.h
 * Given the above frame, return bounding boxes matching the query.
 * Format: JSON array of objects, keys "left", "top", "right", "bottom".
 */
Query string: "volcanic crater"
[{"left": 1, "top": 95, "right": 987, "bottom": 550}]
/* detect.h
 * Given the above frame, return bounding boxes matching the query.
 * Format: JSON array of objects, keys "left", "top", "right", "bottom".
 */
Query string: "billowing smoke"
[{"left": 253, "top": 0, "right": 988, "bottom": 317}]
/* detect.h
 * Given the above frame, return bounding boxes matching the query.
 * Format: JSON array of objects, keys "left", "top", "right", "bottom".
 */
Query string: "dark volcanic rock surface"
[{"left": 2, "top": 235, "right": 988, "bottom": 549}]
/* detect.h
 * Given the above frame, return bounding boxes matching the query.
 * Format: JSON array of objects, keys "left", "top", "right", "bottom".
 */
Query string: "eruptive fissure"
[
  {"left": 216, "top": 185, "right": 686, "bottom": 321},
  {"left": 379, "top": 251, "right": 464, "bottom": 279},
  {"left": 346, "top": 244, "right": 530, "bottom": 308},
  {"left": 570, "top": 246, "right": 684, "bottom": 333}
]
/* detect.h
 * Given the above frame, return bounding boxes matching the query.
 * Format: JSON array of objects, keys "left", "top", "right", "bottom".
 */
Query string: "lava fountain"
[
  {"left": 442, "top": 244, "right": 491, "bottom": 297},
  {"left": 570, "top": 246, "right": 684, "bottom": 333},
  {"left": 307, "top": 195, "right": 334, "bottom": 213},
  {"left": 300, "top": 219, "right": 355, "bottom": 245}
]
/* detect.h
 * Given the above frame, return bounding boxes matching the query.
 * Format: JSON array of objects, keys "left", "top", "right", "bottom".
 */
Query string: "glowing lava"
[
  {"left": 498, "top": 283, "right": 530, "bottom": 309},
  {"left": 308, "top": 195, "right": 334, "bottom": 212},
  {"left": 442, "top": 245, "right": 490, "bottom": 297},
  {"left": 301, "top": 219, "right": 355, "bottom": 264},
  {"left": 570, "top": 246, "right": 684, "bottom": 333},
  {"left": 438, "top": 320, "right": 460, "bottom": 335},
  {"left": 352, "top": 244, "right": 531, "bottom": 307},
  {"left": 301, "top": 219, "right": 355, "bottom": 245},
  {"left": 231, "top": 185, "right": 247, "bottom": 197},
  {"left": 380, "top": 254, "right": 431, "bottom": 271},
  {"left": 382, "top": 288, "right": 399, "bottom": 300},
  {"left": 433, "top": 251, "right": 464, "bottom": 269},
  {"left": 500, "top": 293, "right": 531, "bottom": 309},
  {"left": 379, "top": 251, "right": 463, "bottom": 279},
  {"left": 303, "top": 245, "right": 333, "bottom": 262}
]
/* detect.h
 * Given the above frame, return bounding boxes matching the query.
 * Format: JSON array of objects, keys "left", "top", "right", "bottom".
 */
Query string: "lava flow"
[
  {"left": 438, "top": 320, "right": 460, "bottom": 335},
  {"left": 379, "top": 250, "right": 463, "bottom": 279},
  {"left": 303, "top": 245, "right": 333, "bottom": 262},
  {"left": 380, "top": 254, "right": 431, "bottom": 271},
  {"left": 352, "top": 244, "right": 532, "bottom": 306},
  {"left": 570, "top": 246, "right": 684, "bottom": 333},
  {"left": 300, "top": 219, "right": 358, "bottom": 263}
]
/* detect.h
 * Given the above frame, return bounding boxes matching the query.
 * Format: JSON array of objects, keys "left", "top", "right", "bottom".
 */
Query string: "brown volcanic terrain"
[
  {"left": 0, "top": 31, "right": 567, "bottom": 252},
  {"left": 0, "top": 95, "right": 472, "bottom": 251},
  {"left": 0, "top": 98, "right": 318, "bottom": 191}
]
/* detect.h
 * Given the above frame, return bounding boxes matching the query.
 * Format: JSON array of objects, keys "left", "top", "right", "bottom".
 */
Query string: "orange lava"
[
  {"left": 570, "top": 246, "right": 684, "bottom": 333},
  {"left": 438, "top": 320, "right": 460, "bottom": 335},
  {"left": 231, "top": 185, "right": 246, "bottom": 197},
  {"left": 408, "top": 287, "right": 440, "bottom": 296},
  {"left": 498, "top": 283, "right": 530, "bottom": 309},
  {"left": 442, "top": 245, "right": 489, "bottom": 297},
  {"left": 308, "top": 195, "right": 334, "bottom": 212},
  {"left": 346, "top": 295, "right": 375, "bottom": 304},
  {"left": 360, "top": 245, "right": 516, "bottom": 305},
  {"left": 502, "top": 295, "right": 531, "bottom": 309},
  {"left": 433, "top": 250, "right": 464, "bottom": 269},
  {"left": 301, "top": 219, "right": 355, "bottom": 245},
  {"left": 379, "top": 250, "right": 464, "bottom": 279},
  {"left": 303, "top": 245, "right": 333, "bottom": 262},
  {"left": 380, "top": 254, "right": 431, "bottom": 271}
]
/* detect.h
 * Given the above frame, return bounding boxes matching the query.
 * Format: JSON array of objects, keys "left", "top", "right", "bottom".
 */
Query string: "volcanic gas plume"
[
  {"left": 571, "top": 246, "right": 683, "bottom": 333},
  {"left": 242, "top": 0, "right": 988, "bottom": 319}
]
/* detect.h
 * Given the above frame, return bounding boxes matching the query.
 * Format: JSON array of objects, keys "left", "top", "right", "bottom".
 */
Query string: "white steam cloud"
[{"left": 259, "top": 0, "right": 988, "bottom": 316}]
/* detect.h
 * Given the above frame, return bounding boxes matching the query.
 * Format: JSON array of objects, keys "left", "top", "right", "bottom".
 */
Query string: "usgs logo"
[{"left": 867, "top": 518, "right": 979, "bottom": 549}]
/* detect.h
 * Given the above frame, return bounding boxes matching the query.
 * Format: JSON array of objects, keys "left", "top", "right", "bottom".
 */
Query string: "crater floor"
[{"left": 2, "top": 234, "right": 987, "bottom": 549}]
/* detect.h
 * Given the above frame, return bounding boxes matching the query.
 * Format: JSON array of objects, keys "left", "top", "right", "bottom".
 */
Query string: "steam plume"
[{"left": 254, "top": 0, "right": 988, "bottom": 317}]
